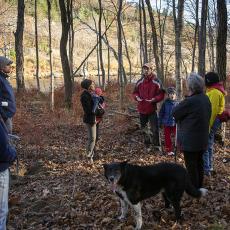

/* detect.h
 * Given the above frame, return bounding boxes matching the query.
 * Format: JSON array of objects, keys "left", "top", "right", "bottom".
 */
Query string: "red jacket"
[{"left": 133, "top": 74, "right": 165, "bottom": 114}]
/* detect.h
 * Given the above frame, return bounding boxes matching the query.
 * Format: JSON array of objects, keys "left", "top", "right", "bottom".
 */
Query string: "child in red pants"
[{"left": 159, "top": 87, "right": 177, "bottom": 156}]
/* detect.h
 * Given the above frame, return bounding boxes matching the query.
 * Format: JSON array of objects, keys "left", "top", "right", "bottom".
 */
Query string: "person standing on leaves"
[
  {"left": 159, "top": 87, "right": 177, "bottom": 156},
  {"left": 203, "top": 72, "right": 226, "bottom": 177},
  {"left": 0, "top": 56, "right": 16, "bottom": 134},
  {"left": 133, "top": 63, "right": 165, "bottom": 150},
  {"left": 80, "top": 79, "right": 104, "bottom": 163},
  {"left": 0, "top": 118, "right": 17, "bottom": 229},
  {"left": 172, "top": 73, "right": 211, "bottom": 189}
]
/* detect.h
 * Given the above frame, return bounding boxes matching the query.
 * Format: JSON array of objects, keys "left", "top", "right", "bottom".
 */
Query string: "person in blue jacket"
[
  {"left": 0, "top": 118, "right": 17, "bottom": 229},
  {"left": 0, "top": 56, "right": 16, "bottom": 134},
  {"left": 159, "top": 87, "right": 177, "bottom": 156}
]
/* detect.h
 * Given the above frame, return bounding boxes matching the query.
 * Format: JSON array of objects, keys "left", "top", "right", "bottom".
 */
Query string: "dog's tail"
[{"left": 185, "top": 176, "right": 208, "bottom": 198}]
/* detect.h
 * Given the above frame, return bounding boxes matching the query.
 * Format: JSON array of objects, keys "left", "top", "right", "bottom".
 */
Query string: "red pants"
[{"left": 164, "top": 126, "right": 176, "bottom": 152}]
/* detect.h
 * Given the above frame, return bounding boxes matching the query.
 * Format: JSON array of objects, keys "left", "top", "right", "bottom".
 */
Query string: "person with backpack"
[
  {"left": 203, "top": 72, "right": 227, "bottom": 176},
  {"left": 159, "top": 87, "right": 177, "bottom": 156},
  {"left": 0, "top": 118, "right": 17, "bottom": 229},
  {"left": 132, "top": 63, "right": 165, "bottom": 150},
  {"left": 0, "top": 56, "right": 16, "bottom": 134}
]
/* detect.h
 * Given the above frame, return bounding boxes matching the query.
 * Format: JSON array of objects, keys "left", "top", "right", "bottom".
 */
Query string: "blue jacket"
[
  {"left": 0, "top": 120, "right": 17, "bottom": 172},
  {"left": 159, "top": 98, "right": 177, "bottom": 127},
  {"left": 0, "top": 72, "right": 16, "bottom": 120}
]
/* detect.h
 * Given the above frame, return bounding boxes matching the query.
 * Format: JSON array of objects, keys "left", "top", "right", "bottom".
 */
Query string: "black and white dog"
[{"left": 103, "top": 161, "right": 207, "bottom": 230}]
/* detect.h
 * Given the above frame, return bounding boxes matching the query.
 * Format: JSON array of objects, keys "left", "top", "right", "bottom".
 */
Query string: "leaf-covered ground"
[{"left": 8, "top": 85, "right": 230, "bottom": 230}]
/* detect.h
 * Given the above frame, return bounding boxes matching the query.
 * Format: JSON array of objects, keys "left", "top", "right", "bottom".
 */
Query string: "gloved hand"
[
  {"left": 145, "top": 98, "right": 156, "bottom": 103},
  {"left": 136, "top": 96, "right": 143, "bottom": 102}
]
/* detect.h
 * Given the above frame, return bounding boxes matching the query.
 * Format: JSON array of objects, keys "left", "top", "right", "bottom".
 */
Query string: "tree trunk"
[
  {"left": 198, "top": 0, "right": 208, "bottom": 77},
  {"left": 47, "top": 0, "right": 54, "bottom": 110},
  {"left": 191, "top": 0, "right": 199, "bottom": 72},
  {"left": 35, "top": 0, "right": 40, "bottom": 91},
  {"left": 141, "top": 0, "right": 148, "bottom": 63},
  {"left": 117, "top": 0, "right": 125, "bottom": 106},
  {"left": 15, "top": 0, "right": 25, "bottom": 92},
  {"left": 216, "top": 0, "right": 227, "bottom": 83},
  {"left": 145, "top": 0, "right": 162, "bottom": 81},
  {"left": 98, "top": 0, "right": 106, "bottom": 89},
  {"left": 139, "top": 0, "right": 144, "bottom": 67},
  {"left": 59, "top": 0, "right": 72, "bottom": 108},
  {"left": 173, "top": 0, "right": 184, "bottom": 99}
]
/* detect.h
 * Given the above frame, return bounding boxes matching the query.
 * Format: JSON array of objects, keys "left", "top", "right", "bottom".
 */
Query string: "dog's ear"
[{"left": 103, "top": 163, "right": 108, "bottom": 170}]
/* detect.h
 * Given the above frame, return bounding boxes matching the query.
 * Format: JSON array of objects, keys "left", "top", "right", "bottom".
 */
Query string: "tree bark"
[
  {"left": 173, "top": 0, "right": 184, "bottom": 99},
  {"left": 98, "top": 0, "right": 106, "bottom": 89},
  {"left": 145, "top": 0, "right": 162, "bottom": 81},
  {"left": 141, "top": 0, "right": 148, "bottom": 63},
  {"left": 216, "top": 0, "right": 227, "bottom": 83},
  {"left": 191, "top": 0, "right": 199, "bottom": 72},
  {"left": 198, "top": 0, "right": 208, "bottom": 77},
  {"left": 15, "top": 0, "right": 25, "bottom": 92},
  {"left": 35, "top": 0, "right": 40, "bottom": 91},
  {"left": 139, "top": 0, "right": 144, "bottom": 67},
  {"left": 47, "top": 0, "right": 54, "bottom": 110},
  {"left": 59, "top": 0, "right": 72, "bottom": 108}
]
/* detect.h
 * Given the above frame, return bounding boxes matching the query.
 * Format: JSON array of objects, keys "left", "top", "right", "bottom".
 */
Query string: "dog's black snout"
[{"left": 109, "top": 176, "right": 114, "bottom": 182}]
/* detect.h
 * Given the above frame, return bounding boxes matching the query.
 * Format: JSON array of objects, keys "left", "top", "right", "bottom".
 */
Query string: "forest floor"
[{"left": 8, "top": 83, "right": 230, "bottom": 230}]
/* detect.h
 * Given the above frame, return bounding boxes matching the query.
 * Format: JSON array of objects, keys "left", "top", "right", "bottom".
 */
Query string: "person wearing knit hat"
[
  {"left": 203, "top": 72, "right": 226, "bottom": 177},
  {"left": 80, "top": 79, "right": 98, "bottom": 163},
  {"left": 0, "top": 56, "right": 16, "bottom": 134},
  {"left": 133, "top": 63, "right": 165, "bottom": 151},
  {"left": 159, "top": 86, "right": 177, "bottom": 156}
]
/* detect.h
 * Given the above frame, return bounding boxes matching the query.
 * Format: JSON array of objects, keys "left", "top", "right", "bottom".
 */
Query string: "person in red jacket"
[{"left": 133, "top": 63, "right": 165, "bottom": 149}]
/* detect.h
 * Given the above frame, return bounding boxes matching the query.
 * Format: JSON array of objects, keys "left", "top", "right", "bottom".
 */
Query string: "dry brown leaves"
[{"left": 8, "top": 85, "right": 230, "bottom": 230}]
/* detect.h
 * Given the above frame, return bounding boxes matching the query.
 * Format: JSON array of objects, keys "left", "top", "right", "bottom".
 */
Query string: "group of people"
[
  {"left": 0, "top": 56, "right": 17, "bottom": 230},
  {"left": 80, "top": 62, "right": 229, "bottom": 190}
]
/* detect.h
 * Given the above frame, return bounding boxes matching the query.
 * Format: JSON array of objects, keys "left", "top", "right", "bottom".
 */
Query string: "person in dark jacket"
[
  {"left": 80, "top": 79, "right": 97, "bottom": 162},
  {"left": 0, "top": 119, "right": 17, "bottom": 229},
  {"left": 132, "top": 63, "right": 165, "bottom": 149},
  {"left": 159, "top": 87, "right": 177, "bottom": 156},
  {"left": 0, "top": 56, "right": 16, "bottom": 134},
  {"left": 172, "top": 73, "right": 211, "bottom": 189}
]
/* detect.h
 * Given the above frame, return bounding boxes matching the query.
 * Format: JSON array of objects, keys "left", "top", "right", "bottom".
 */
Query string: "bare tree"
[
  {"left": 47, "top": 0, "right": 54, "bottom": 110},
  {"left": 138, "top": 0, "right": 144, "bottom": 67},
  {"left": 98, "top": 0, "right": 106, "bottom": 89},
  {"left": 172, "top": 0, "right": 184, "bottom": 99},
  {"left": 216, "top": 0, "right": 227, "bottom": 83},
  {"left": 15, "top": 0, "right": 25, "bottom": 92},
  {"left": 34, "top": 0, "right": 40, "bottom": 91},
  {"left": 145, "top": 0, "right": 162, "bottom": 81},
  {"left": 59, "top": 0, "right": 72, "bottom": 108},
  {"left": 198, "top": 0, "right": 208, "bottom": 77},
  {"left": 141, "top": 0, "right": 148, "bottom": 63}
]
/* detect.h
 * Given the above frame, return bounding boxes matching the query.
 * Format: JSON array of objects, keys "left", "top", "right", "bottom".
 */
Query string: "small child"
[
  {"left": 92, "top": 87, "right": 105, "bottom": 114},
  {"left": 91, "top": 87, "right": 105, "bottom": 144},
  {"left": 159, "top": 87, "right": 177, "bottom": 156}
]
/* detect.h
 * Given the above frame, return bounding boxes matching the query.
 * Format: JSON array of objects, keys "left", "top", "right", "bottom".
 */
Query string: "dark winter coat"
[
  {"left": 0, "top": 119, "right": 17, "bottom": 172},
  {"left": 172, "top": 93, "right": 211, "bottom": 152},
  {"left": 133, "top": 74, "right": 165, "bottom": 115},
  {"left": 159, "top": 98, "right": 177, "bottom": 127},
  {"left": 80, "top": 90, "right": 96, "bottom": 125},
  {"left": 0, "top": 72, "right": 16, "bottom": 120}
]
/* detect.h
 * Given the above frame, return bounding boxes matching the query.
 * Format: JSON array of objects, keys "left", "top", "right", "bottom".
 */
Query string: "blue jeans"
[
  {"left": 0, "top": 169, "right": 9, "bottom": 230},
  {"left": 203, "top": 118, "right": 221, "bottom": 174}
]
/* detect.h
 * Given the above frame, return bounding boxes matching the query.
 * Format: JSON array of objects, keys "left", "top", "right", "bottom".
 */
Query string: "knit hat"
[
  {"left": 142, "top": 62, "right": 154, "bottom": 70},
  {"left": 205, "top": 72, "right": 219, "bottom": 86},
  {"left": 167, "top": 87, "right": 176, "bottom": 94},
  {"left": 81, "top": 79, "right": 93, "bottom": 90},
  {"left": 0, "top": 56, "right": 13, "bottom": 69},
  {"left": 95, "top": 87, "right": 103, "bottom": 96}
]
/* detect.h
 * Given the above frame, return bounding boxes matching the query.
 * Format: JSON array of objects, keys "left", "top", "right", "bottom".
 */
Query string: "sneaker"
[{"left": 167, "top": 152, "right": 175, "bottom": 156}]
